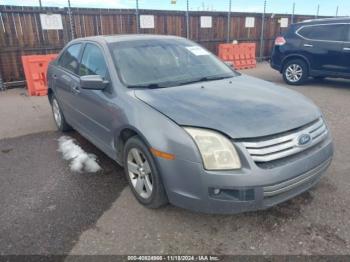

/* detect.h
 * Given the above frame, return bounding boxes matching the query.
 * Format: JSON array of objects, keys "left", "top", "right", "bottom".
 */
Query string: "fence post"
[
  {"left": 227, "top": 0, "right": 231, "bottom": 43},
  {"left": 259, "top": 0, "right": 267, "bottom": 61},
  {"left": 186, "top": 0, "right": 189, "bottom": 38},
  {"left": 135, "top": 0, "right": 139, "bottom": 33},
  {"left": 67, "top": 0, "right": 74, "bottom": 40},
  {"left": 0, "top": 71, "right": 3, "bottom": 91}
]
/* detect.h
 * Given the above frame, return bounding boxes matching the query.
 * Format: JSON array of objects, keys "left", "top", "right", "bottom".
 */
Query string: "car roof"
[
  {"left": 71, "top": 34, "right": 186, "bottom": 45},
  {"left": 295, "top": 17, "right": 350, "bottom": 26}
]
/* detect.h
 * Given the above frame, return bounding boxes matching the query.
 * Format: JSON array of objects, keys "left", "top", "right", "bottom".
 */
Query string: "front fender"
[{"left": 117, "top": 91, "right": 202, "bottom": 164}]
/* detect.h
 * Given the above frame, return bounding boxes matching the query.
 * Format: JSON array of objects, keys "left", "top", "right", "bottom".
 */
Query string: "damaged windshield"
[{"left": 109, "top": 38, "right": 238, "bottom": 88}]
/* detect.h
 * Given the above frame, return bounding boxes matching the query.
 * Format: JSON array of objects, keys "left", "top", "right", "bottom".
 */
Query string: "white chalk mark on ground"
[{"left": 58, "top": 136, "right": 102, "bottom": 173}]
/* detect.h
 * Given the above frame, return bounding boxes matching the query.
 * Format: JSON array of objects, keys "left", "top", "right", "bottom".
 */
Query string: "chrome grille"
[{"left": 242, "top": 118, "right": 328, "bottom": 162}]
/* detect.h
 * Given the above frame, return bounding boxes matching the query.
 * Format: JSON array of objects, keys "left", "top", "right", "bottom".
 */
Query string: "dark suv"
[{"left": 271, "top": 18, "right": 350, "bottom": 85}]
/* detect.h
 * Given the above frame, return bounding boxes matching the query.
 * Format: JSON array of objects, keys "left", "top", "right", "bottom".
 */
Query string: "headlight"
[{"left": 184, "top": 127, "right": 241, "bottom": 170}]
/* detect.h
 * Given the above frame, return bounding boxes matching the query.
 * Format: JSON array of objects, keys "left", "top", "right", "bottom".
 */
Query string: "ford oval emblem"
[{"left": 298, "top": 134, "right": 312, "bottom": 146}]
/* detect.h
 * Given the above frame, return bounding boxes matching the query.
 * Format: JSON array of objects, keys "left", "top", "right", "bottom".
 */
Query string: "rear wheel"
[
  {"left": 124, "top": 136, "right": 168, "bottom": 208},
  {"left": 282, "top": 59, "right": 308, "bottom": 85},
  {"left": 51, "top": 95, "right": 71, "bottom": 132}
]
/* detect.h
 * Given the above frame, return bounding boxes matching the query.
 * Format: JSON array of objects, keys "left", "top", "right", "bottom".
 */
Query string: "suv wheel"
[
  {"left": 124, "top": 136, "right": 168, "bottom": 208},
  {"left": 283, "top": 59, "right": 308, "bottom": 85},
  {"left": 51, "top": 95, "right": 71, "bottom": 132}
]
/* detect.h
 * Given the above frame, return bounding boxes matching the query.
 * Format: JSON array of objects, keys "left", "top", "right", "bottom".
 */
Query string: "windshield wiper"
[
  {"left": 127, "top": 75, "right": 234, "bottom": 89},
  {"left": 177, "top": 75, "right": 233, "bottom": 86},
  {"left": 127, "top": 82, "right": 174, "bottom": 89}
]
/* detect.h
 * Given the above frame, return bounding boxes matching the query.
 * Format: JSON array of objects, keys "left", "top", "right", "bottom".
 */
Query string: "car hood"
[{"left": 134, "top": 74, "right": 321, "bottom": 139}]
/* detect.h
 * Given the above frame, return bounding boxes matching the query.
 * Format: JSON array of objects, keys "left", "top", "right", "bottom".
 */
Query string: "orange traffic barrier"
[
  {"left": 218, "top": 43, "right": 256, "bottom": 70},
  {"left": 218, "top": 44, "right": 234, "bottom": 61},
  {"left": 21, "top": 54, "right": 58, "bottom": 96}
]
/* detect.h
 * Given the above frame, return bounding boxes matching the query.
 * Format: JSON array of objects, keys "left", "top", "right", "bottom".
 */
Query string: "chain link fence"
[{"left": 0, "top": 1, "right": 334, "bottom": 86}]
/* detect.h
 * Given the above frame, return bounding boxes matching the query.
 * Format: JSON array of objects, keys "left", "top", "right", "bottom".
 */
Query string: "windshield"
[{"left": 109, "top": 38, "right": 238, "bottom": 88}]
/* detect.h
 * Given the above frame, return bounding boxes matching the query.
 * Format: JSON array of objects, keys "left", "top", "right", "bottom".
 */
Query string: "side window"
[
  {"left": 298, "top": 24, "right": 348, "bottom": 42},
  {"left": 58, "top": 44, "right": 82, "bottom": 74},
  {"left": 79, "top": 43, "right": 108, "bottom": 79}
]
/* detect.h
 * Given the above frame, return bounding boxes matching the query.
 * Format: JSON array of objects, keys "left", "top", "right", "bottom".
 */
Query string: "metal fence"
[{"left": 0, "top": 4, "right": 320, "bottom": 85}]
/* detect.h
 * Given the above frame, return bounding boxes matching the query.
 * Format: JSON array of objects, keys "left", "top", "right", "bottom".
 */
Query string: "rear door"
[
  {"left": 54, "top": 43, "right": 83, "bottom": 126},
  {"left": 296, "top": 23, "right": 347, "bottom": 75}
]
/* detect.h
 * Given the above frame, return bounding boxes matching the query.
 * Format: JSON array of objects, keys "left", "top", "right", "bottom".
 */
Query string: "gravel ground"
[{"left": 0, "top": 63, "right": 349, "bottom": 255}]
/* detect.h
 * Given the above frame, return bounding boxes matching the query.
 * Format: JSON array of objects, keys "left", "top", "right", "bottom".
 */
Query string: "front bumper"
[{"left": 157, "top": 134, "right": 333, "bottom": 214}]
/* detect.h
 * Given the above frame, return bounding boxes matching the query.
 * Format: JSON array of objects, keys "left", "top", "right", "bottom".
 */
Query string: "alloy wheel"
[
  {"left": 127, "top": 148, "right": 153, "bottom": 199},
  {"left": 285, "top": 64, "right": 303, "bottom": 83},
  {"left": 52, "top": 99, "right": 62, "bottom": 128}
]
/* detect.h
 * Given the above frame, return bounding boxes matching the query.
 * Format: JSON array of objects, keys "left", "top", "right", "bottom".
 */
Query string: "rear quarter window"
[{"left": 297, "top": 24, "right": 348, "bottom": 42}]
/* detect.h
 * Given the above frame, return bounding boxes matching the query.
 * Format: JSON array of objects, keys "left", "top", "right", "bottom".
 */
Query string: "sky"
[{"left": 1, "top": 0, "right": 349, "bottom": 16}]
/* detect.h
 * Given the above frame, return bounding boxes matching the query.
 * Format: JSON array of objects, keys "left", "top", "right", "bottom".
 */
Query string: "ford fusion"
[{"left": 48, "top": 35, "right": 333, "bottom": 214}]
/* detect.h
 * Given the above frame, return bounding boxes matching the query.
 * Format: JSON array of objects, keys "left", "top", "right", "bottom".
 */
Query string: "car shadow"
[
  {"left": 0, "top": 131, "right": 128, "bottom": 255},
  {"left": 307, "top": 78, "right": 350, "bottom": 90}
]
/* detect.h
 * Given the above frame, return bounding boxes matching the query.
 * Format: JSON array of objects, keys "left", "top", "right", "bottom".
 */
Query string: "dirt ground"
[{"left": 0, "top": 62, "right": 349, "bottom": 255}]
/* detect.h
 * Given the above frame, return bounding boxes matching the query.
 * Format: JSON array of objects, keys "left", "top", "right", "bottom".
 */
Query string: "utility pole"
[
  {"left": 227, "top": 0, "right": 231, "bottom": 43},
  {"left": 39, "top": 0, "right": 42, "bottom": 8},
  {"left": 135, "top": 0, "right": 139, "bottom": 33},
  {"left": 186, "top": 0, "right": 189, "bottom": 38},
  {"left": 259, "top": 0, "right": 267, "bottom": 61},
  {"left": 291, "top": 2, "right": 295, "bottom": 24},
  {"left": 316, "top": 4, "right": 320, "bottom": 18}
]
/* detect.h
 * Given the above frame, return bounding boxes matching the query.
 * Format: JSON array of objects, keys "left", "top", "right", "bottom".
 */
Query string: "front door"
[
  {"left": 73, "top": 43, "right": 115, "bottom": 152},
  {"left": 341, "top": 25, "right": 350, "bottom": 76}
]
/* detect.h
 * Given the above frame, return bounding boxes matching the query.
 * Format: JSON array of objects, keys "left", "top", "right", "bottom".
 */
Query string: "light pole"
[
  {"left": 259, "top": 0, "right": 267, "bottom": 60},
  {"left": 316, "top": 4, "right": 320, "bottom": 18},
  {"left": 227, "top": 0, "right": 231, "bottom": 43}
]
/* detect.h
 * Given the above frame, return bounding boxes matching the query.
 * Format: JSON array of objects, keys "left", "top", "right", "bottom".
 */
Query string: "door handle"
[
  {"left": 304, "top": 44, "right": 313, "bottom": 47},
  {"left": 71, "top": 84, "right": 80, "bottom": 94},
  {"left": 343, "top": 47, "right": 350, "bottom": 51}
]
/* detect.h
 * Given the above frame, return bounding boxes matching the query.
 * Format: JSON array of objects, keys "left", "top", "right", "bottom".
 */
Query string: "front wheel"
[
  {"left": 282, "top": 59, "right": 308, "bottom": 85},
  {"left": 124, "top": 136, "right": 168, "bottom": 209}
]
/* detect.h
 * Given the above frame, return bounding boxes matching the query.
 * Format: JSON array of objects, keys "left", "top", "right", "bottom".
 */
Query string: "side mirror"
[{"left": 80, "top": 75, "right": 109, "bottom": 90}]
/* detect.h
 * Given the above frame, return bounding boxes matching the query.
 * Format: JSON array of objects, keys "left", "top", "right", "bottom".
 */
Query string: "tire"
[
  {"left": 51, "top": 95, "right": 72, "bottom": 132},
  {"left": 282, "top": 59, "right": 309, "bottom": 85},
  {"left": 124, "top": 136, "right": 168, "bottom": 208}
]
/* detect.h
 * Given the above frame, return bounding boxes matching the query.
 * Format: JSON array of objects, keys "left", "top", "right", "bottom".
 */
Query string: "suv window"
[
  {"left": 79, "top": 43, "right": 108, "bottom": 79},
  {"left": 58, "top": 43, "right": 82, "bottom": 74},
  {"left": 298, "top": 24, "right": 348, "bottom": 42}
]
